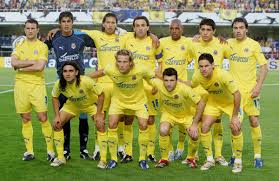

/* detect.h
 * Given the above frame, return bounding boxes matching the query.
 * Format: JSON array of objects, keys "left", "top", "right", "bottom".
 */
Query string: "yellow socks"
[
  {"left": 138, "top": 128, "right": 149, "bottom": 161},
  {"left": 124, "top": 124, "right": 133, "bottom": 156},
  {"left": 187, "top": 138, "right": 199, "bottom": 159},
  {"left": 200, "top": 131, "right": 213, "bottom": 158},
  {"left": 147, "top": 123, "right": 156, "bottom": 156},
  {"left": 118, "top": 121, "right": 124, "bottom": 148},
  {"left": 213, "top": 122, "right": 223, "bottom": 158},
  {"left": 98, "top": 131, "right": 108, "bottom": 162},
  {"left": 232, "top": 132, "right": 243, "bottom": 159},
  {"left": 108, "top": 128, "right": 118, "bottom": 161},
  {"left": 177, "top": 125, "right": 186, "bottom": 151},
  {"left": 41, "top": 120, "right": 54, "bottom": 153},
  {"left": 159, "top": 135, "right": 169, "bottom": 160},
  {"left": 251, "top": 125, "right": 262, "bottom": 158},
  {"left": 54, "top": 130, "right": 64, "bottom": 159},
  {"left": 22, "top": 121, "right": 33, "bottom": 154}
]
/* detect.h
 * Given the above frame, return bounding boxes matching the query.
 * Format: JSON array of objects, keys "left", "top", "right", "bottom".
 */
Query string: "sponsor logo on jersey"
[
  {"left": 213, "top": 50, "right": 218, "bottom": 55},
  {"left": 244, "top": 48, "right": 249, "bottom": 53},
  {"left": 71, "top": 43, "right": 76, "bottom": 49},
  {"left": 181, "top": 45, "right": 185, "bottom": 51},
  {"left": 214, "top": 82, "right": 219, "bottom": 87},
  {"left": 132, "top": 75, "right": 137, "bottom": 80},
  {"left": 173, "top": 94, "right": 179, "bottom": 99},
  {"left": 79, "top": 89, "right": 84, "bottom": 94}
]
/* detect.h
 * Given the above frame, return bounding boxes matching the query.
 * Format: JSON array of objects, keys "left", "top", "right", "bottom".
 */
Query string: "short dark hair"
[
  {"left": 163, "top": 68, "right": 178, "bottom": 80},
  {"left": 102, "top": 13, "right": 118, "bottom": 32},
  {"left": 59, "top": 61, "right": 81, "bottom": 91},
  {"left": 133, "top": 16, "right": 150, "bottom": 36},
  {"left": 232, "top": 17, "right": 248, "bottom": 29},
  {"left": 198, "top": 53, "right": 214, "bottom": 64},
  {"left": 25, "top": 19, "right": 39, "bottom": 28},
  {"left": 199, "top": 18, "right": 216, "bottom": 31},
  {"left": 59, "top": 11, "right": 73, "bottom": 23}
]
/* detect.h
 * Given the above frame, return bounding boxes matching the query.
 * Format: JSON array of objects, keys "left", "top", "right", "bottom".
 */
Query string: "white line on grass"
[{"left": 0, "top": 82, "right": 55, "bottom": 94}]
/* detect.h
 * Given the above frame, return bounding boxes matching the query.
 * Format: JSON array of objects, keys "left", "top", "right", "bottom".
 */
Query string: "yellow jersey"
[
  {"left": 188, "top": 37, "right": 230, "bottom": 71},
  {"left": 192, "top": 69, "right": 238, "bottom": 106},
  {"left": 125, "top": 35, "right": 161, "bottom": 71},
  {"left": 82, "top": 30, "right": 130, "bottom": 83},
  {"left": 12, "top": 39, "right": 48, "bottom": 85},
  {"left": 104, "top": 64, "right": 155, "bottom": 107},
  {"left": 158, "top": 36, "right": 192, "bottom": 81},
  {"left": 152, "top": 79, "right": 201, "bottom": 118},
  {"left": 52, "top": 76, "right": 103, "bottom": 109},
  {"left": 227, "top": 37, "right": 267, "bottom": 92}
]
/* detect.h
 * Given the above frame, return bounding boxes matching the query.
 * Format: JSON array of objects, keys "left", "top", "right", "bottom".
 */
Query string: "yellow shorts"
[
  {"left": 100, "top": 83, "right": 113, "bottom": 112},
  {"left": 160, "top": 112, "right": 192, "bottom": 130},
  {"left": 144, "top": 84, "right": 159, "bottom": 116},
  {"left": 62, "top": 102, "right": 97, "bottom": 117},
  {"left": 204, "top": 101, "right": 243, "bottom": 122},
  {"left": 14, "top": 81, "right": 48, "bottom": 113},
  {"left": 109, "top": 100, "right": 149, "bottom": 119},
  {"left": 241, "top": 91, "right": 260, "bottom": 116}
]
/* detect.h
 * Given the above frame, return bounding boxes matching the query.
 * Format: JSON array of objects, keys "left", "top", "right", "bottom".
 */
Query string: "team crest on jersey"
[
  {"left": 213, "top": 50, "right": 218, "bottom": 55},
  {"left": 244, "top": 48, "right": 249, "bottom": 52},
  {"left": 79, "top": 89, "right": 84, "bottom": 94},
  {"left": 115, "top": 38, "right": 119, "bottom": 42},
  {"left": 181, "top": 45, "right": 185, "bottom": 51},
  {"left": 146, "top": 46, "right": 151, "bottom": 51},
  {"left": 132, "top": 75, "right": 137, "bottom": 80},
  {"left": 34, "top": 50, "right": 38, "bottom": 55},
  {"left": 214, "top": 82, "right": 219, "bottom": 87},
  {"left": 71, "top": 43, "right": 76, "bottom": 49},
  {"left": 173, "top": 94, "right": 179, "bottom": 99}
]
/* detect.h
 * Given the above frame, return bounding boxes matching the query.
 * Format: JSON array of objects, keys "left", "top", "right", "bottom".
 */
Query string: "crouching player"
[
  {"left": 51, "top": 61, "right": 107, "bottom": 168},
  {"left": 89, "top": 49, "right": 155, "bottom": 170},
  {"left": 192, "top": 53, "right": 243, "bottom": 173},
  {"left": 152, "top": 68, "right": 205, "bottom": 168}
]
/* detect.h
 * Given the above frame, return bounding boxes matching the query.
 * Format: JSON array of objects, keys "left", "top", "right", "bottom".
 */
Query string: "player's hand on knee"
[
  {"left": 53, "top": 116, "right": 62, "bottom": 131},
  {"left": 188, "top": 124, "right": 199, "bottom": 140},
  {"left": 230, "top": 116, "right": 241, "bottom": 132}
]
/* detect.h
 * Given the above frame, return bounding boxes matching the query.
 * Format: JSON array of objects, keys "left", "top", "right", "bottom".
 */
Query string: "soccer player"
[
  {"left": 89, "top": 49, "right": 155, "bottom": 170},
  {"left": 157, "top": 19, "right": 195, "bottom": 161},
  {"left": 192, "top": 53, "right": 243, "bottom": 173},
  {"left": 50, "top": 61, "right": 106, "bottom": 168},
  {"left": 152, "top": 68, "right": 205, "bottom": 168},
  {"left": 79, "top": 13, "right": 129, "bottom": 160},
  {"left": 11, "top": 19, "right": 55, "bottom": 162},
  {"left": 123, "top": 16, "right": 161, "bottom": 163},
  {"left": 45, "top": 11, "right": 95, "bottom": 160},
  {"left": 227, "top": 17, "right": 268, "bottom": 168},
  {"left": 188, "top": 18, "right": 231, "bottom": 166}
]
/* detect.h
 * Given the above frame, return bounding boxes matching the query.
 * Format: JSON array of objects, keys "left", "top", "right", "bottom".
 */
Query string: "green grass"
[{"left": 0, "top": 68, "right": 279, "bottom": 181}]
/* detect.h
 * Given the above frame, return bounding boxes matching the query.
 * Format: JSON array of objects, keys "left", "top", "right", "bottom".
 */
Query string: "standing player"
[
  {"left": 192, "top": 53, "right": 243, "bottom": 173},
  {"left": 89, "top": 49, "right": 155, "bottom": 169},
  {"left": 152, "top": 68, "right": 205, "bottom": 168},
  {"left": 11, "top": 19, "right": 54, "bottom": 162},
  {"left": 188, "top": 18, "right": 231, "bottom": 166},
  {"left": 227, "top": 17, "right": 268, "bottom": 168},
  {"left": 123, "top": 16, "right": 161, "bottom": 163},
  {"left": 45, "top": 11, "right": 95, "bottom": 160},
  {"left": 50, "top": 61, "right": 106, "bottom": 168}
]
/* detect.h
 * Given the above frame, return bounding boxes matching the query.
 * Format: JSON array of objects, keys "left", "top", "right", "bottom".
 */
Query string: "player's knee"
[
  {"left": 147, "top": 116, "right": 155, "bottom": 125},
  {"left": 139, "top": 122, "right": 148, "bottom": 130},
  {"left": 215, "top": 119, "right": 221, "bottom": 123},
  {"left": 190, "top": 136, "right": 198, "bottom": 142},
  {"left": 20, "top": 114, "right": 31, "bottom": 123},
  {"left": 201, "top": 123, "right": 210, "bottom": 133},
  {"left": 230, "top": 126, "right": 241, "bottom": 135},
  {"left": 160, "top": 126, "right": 169, "bottom": 136},
  {"left": 52, "top": 122, "right": 62, "bottom": 131},
  {"left": 249, "top": 116, "right": 259, "bottom": 127},
  {"left": 38, "top": 114, "right": 47, "bottom": 122},
  {"left": 108, "top": 120, "right": 118, "bottom": 129}
]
